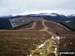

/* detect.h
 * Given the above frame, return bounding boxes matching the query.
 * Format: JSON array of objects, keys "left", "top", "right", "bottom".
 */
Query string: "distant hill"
[
  {"left": 12, "top": 20, "right": 74, "bottom": 36},
  {"left": 0, "top": 14, "right": 75, "bottom": 56},
  {"left": 0, "top": 13, "right": 75, "bottom": 31}
]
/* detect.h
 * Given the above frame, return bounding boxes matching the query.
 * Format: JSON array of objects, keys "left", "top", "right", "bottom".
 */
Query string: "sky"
[{"left": 0, "top": 0, "right": 75, "bottom": 16}]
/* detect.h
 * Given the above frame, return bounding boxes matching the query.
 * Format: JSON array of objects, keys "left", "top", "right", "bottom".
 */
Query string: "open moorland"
[
  {"left": 0, "top": 30, "right": 50, "bottom": 56},
  {"left": 0, "top": 20, "right": 75, "bottom": 56}
]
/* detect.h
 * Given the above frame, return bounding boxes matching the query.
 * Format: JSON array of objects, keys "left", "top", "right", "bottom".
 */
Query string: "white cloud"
[{"left": 0, "top": 0, "right": 75, "bottom": 16}]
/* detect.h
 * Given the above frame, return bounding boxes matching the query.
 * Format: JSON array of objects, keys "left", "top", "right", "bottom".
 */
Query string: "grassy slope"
[
  {"left": 0, "top": 20, "right": 75, "bottom": 56},
  {"left": 0, "top": 30, "right": 50, "bottom": 56}
]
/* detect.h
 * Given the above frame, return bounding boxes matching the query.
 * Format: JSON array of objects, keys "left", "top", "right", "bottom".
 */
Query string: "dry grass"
[
  {"left": 16, "top": 21, "right": 44, "bottom": 30},
  {"left": 44, "top": 21, "right": 74, "bottom": 36},
  {"left": 0, "top": 20, "right": 75, "bottom": 56},
  {"left": 0, "top": 30, "right": 51, "bottom": 56},
  {"left": 17, "top": 22, "right": 33, "bottom": 30},
  {"left": 59, "top": 36, "right": 75, "bottom": 56}
]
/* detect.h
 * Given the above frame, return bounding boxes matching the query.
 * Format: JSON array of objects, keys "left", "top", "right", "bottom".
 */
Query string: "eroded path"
[
  {"left": 26, "top": 22, "right": 36, "bottom": 30},
  {"left": 39, "top": 20, "right": 51, "bottom": 35},
  {"left": 28, "top": 20, "right": 59, "bottom": 56}
]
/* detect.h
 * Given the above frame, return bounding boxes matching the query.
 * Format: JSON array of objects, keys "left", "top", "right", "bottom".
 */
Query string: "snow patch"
[{"left": 65, "top": 21, "right": 71, "bottom": 23}]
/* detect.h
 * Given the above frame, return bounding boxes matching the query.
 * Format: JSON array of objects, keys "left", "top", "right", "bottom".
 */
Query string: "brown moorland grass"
[
  {"left": 16, "top": 20, "right": 44, "bottom": 30},
  {"left": 59, "top": 36, "right": 75, "bottom": 56},
  {"left": 0, "top": 20, "right": 75, "bottom": 56},
  {"left": 44, "top": 21, "right": 74, "bottom": 36},
  {"left": 0, "top": 30, "right": 51, "bottom": 56},
  {"left": 17, "top": 22, "right": 33, "bottom": 30},
  {"left": 59, "top": 36, "right": 75, "bottom": 52},
  {"left": 34, "top": 20, "right": 44, "bottom": 30}
]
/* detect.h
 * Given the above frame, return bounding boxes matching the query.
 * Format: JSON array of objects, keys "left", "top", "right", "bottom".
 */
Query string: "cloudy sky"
[{"left": 0, "top": 0, "right": 75, "bottom": 16}]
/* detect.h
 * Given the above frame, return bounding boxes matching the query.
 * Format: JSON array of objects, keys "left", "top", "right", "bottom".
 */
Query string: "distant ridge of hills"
[{"left": 0, "top": 13, "right": 75, "bottom": 31}]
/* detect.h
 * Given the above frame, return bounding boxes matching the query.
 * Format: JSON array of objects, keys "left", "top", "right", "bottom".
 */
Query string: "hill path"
[
  {"left": 29, "top": 20, "right": 59, "bottom": 56},
  {"left": 39, "top": 20, "right": 51, "bottom": 35},
  {"left": 26, "top": 22, "right": 36, "bottom": 29}
]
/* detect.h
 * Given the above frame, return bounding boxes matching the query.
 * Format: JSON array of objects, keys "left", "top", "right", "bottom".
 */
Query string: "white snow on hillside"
[{"left": 12, "top": 10, "right": 75, "bottom": 16}]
